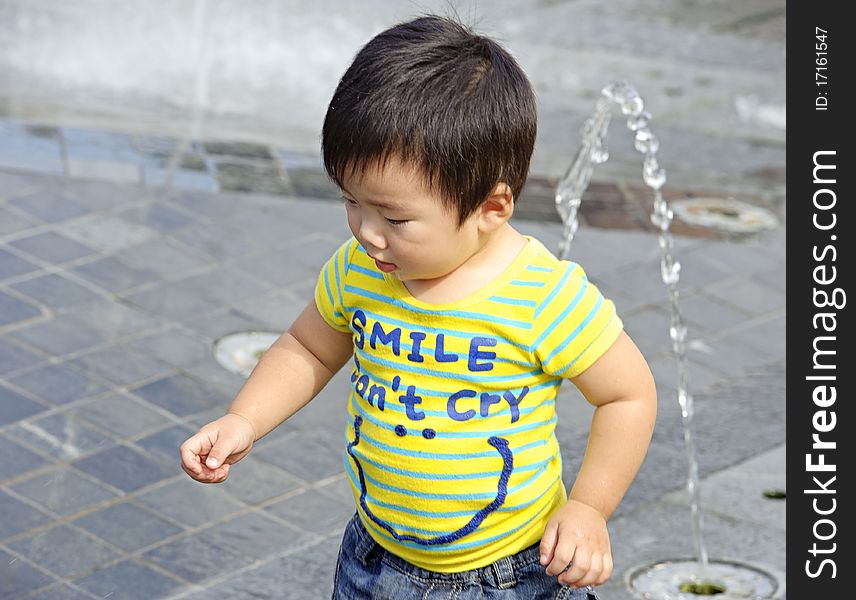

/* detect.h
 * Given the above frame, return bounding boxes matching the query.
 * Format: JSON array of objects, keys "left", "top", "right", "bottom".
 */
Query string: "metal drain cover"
[
  {"left": 628, "top": 559, "right": 779, "bottom": 599},
  {"left": 213, "top": 331, "right": 280, "bottom": 377},
  {"left": 671, "top": 198, "right": 777, "bottom": 234}
]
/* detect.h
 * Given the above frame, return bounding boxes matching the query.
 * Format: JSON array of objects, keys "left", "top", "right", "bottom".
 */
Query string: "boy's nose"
[{"left": 359, "top": 220, "right": 387, "bottom": 250}]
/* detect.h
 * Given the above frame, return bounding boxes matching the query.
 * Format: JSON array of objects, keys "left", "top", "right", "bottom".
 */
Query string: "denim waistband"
[{"left": 349, "top": 513, "right": 542, "bottom": 590}]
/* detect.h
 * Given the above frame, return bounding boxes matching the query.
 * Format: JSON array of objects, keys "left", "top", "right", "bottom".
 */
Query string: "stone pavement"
[
  {"left": 1, "top": 1, "right": 785, "bottom": 597},
  {"left": 0, "top": 120, "right": 784, "bottom": 598}
]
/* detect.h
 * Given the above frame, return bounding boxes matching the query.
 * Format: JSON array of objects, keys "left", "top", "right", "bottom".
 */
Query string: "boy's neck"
[{"left": 401, "top": 224, "right": 528, "bottom": 304}]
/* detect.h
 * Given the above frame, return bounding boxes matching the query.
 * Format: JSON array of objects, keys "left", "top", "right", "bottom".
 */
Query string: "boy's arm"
[
  {"left": 180, "top": 299, "right": 353, "bottom": 481},
  {"left": 540, "top": 331, "right": 657, "bottom": 587},
  {"left": 228, "top": 299, "right": 354, "bottom": 440}
]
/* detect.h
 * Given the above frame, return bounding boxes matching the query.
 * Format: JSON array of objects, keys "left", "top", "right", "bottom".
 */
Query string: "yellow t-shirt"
[{"left": 314, "top": 235, "right": 623, "bottom": 572}]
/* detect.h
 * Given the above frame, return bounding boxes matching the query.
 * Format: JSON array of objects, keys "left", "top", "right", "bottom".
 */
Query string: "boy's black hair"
[{"left": 322, "top": 15, "right": 537, "bottom": 227}]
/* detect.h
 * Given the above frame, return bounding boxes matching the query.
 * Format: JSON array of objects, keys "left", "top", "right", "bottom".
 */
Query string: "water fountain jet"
[{"left": 555, "top": 81, "right": 779, "bottom": 599}]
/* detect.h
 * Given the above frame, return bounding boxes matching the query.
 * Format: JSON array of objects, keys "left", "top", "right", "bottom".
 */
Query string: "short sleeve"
[
  {"left": 313, "top": 237, "right": 358, "bottom": 333},
  {"left": 531, "top": 262, "right": 623, "bottom": 379}
]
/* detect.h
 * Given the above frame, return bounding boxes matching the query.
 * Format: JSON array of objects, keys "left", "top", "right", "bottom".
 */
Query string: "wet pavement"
[{"left": 0, "top": 2, "right": 784, "bottom": 598}]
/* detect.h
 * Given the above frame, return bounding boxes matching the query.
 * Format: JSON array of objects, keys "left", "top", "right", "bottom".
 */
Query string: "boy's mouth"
[{"left": 374, "top": 258, "right": 397, "bottom": 273}]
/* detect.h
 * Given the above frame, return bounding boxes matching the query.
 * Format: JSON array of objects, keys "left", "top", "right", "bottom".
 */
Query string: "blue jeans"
[{"left": 332, "top": 513, "right": 602, "bottom": 600}]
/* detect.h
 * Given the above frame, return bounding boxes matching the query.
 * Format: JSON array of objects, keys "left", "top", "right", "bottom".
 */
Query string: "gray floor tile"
[
  {"left": 123, "top": 278, "right": 224, "bottom": 319},
  {"left": 64, "top": 301, "right": 164, "bottom": 341},
  {"left": 130, "top": 374, "right": 231, "bottom": 418},
  {"left": 0, "top": 384, "right": 49, "bottom": 426},
  {"left": 72, "top": 502, "right": 184, "bottom": 552},
  {"left": 264, "top": 488, "right": 355, "bottom": 536},
  {"left": 253, "top": 433, "right": 346, "bottom": 484},
  {"left": 9, "top": 231, "right": 98, "bottom": 265},
  {"left": 679, "top": 292, "right": 755, "bottom": 334},
  {"left": 73, "top": 444, "right": 178, "bottom": 493},
  {"left": 0, "top": 289, "right": 42, "bottom": 327},
  {"left": 646, "top": 355, "right": 722, "bottom": 396},
  {"left": 114, "top": 238, "right": 212, "bottom": 278},
  {"left": 0, "top": 434, "right": 51, "bottom": 483},
  {"left": 7, "top": 362, "right": 109, "bottom": 406},
  {"left": 143, "top": 166, "right": 219, "bottom": 192},
  {"left": 0, "top": 489, "right": 52, "bottom": 539},
  {"left": 598, "top": 261, "right": 679, "bottom": 313},
  {"left": 6, "top": 187, "right": 91, "bottom": 224},
  {"left": 5, "top": 411, "right": 115, "bottom": 462},
  {"left": 73, "top": 560, "right": 184, "bottom": 600},
  {"left": 669, "top": 249, "right": 737, "bottom": 291},
  {"left": 0, "top": 169, "right": 45, "bottom": 200},
  {"left": 66, "top": 157, "right": 142, "bottom": 183},
  {"left": 182, "top": 267, "right": 273, "bottom": 307},
  {"left": 0, "top": 547, "right": 55, "bottom": 598},
  {"left": 0, "top": 337, "right": 45, "bottom": 375},
  {"left": 26, "top": 583, "right": 94, "bottom": 600},
  {"left": 61, "top": 214, "right": 158, "bottom": 253},
  {"left": 70, "top": 345, "right": 173, "bottom": 386},
  {"left": 687, "top": 240, "right": 782, "bottom": 276},
  {"left": 171, "top": 222, "right": 269, "bottom": 261},
  {"left": 134, "top": 423, "right": 197, "bottom": 463},
  {"left": 198, "top": 511, "right": 313, "bottom": 561},
  {"left": 8, "top": 317, "right": 105, "bottom": 357},
  {"left": 70, "top": 256, "right": 161, "bottom": 293},
  {"left": 71, "top": 393, "right": 173, "bottom": 439},
  {"left": 218, "top": 457, "right": 303, "bottom": 505},
  {"left": 125, "top": 327, "right": 212, "bottom": 369},
  {"left": 186, "top": 539, "right": 339, "bottom": 600},
  {"left": 621, "top": 307, "right": 673, "bottom": 361},
  {"left": 733, "top": 314, "right": 785, "bottom": 358},
  {"left": 235, "top": 289, "right": 306, "bottom": 332},
  {"left": 165, "top": 189, "right": 241, "bottom": 219},
  {"left": 0, "top": 149, "right": 63, "bottom": 175},
  {"left": 11, "top": 467, "right": 118, "bottom": 517},
  {"left": 143, "top": 531, "right": 256, "bottom": 583},
  {"left": 686, "top": 337, "right": 781, "bottom": 378},
  {"left": 62, "top": 179, "right": 149, "bottom": 212},
  {"left": 118, "top": 202, "right": 201, "bottom": 233},
  {"left": 182, "top": 307, "right": 268, "bottom": 339},
  {"left": 11, "top": 273, "right": 103, "bottom": 310},
  {"left": 0, "top": 246, "right": 40, "bottom": 280},
  {"left": 0, "top": 205, "right": 39, "bottom": 236},
  {"left": 136, "top": 479, "right": 246, "bottom": 528},
  {"left": 701, "top": 276, "right": 785, "bottom": 317},
  {"left": 178, "top": 360, "right": 246, "bottom": 400},
  {"left": 7, "top": 525, "right": 120, "bottom": 579}
]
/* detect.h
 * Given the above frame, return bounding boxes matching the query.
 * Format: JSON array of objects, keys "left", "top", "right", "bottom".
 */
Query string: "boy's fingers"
[
  {"left": 559, "top": 546, "right": 589, "bottom": 585},
  {"left": 200, "top": 462, "right": 232, "bottom": 483},
  {"left": 205, "top": 437, "right": 238, "bottom": 470},
  {"left": 595, "top": 554, "right": 613, "bottom": 586},
  {"left": 569, "top": 552, "right": 602, "bottom": 588},
  {"left": 179, "top": 434, "right": 211, "bottom": 474},
  {"left": 539, "top": 520, "right": 559, "bottom": 566},
  {"left": 545, "top": 528, "right": 576, "bottom": 577}
]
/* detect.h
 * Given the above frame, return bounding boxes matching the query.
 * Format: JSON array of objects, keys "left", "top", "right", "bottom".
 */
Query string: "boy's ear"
[{"left": 477, "top": 183, "right": 515, "bottom": 232}]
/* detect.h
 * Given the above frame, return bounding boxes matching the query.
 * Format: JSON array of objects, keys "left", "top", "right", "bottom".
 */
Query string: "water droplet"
[
  {"left": 591, "top": 147, "right": 609, "bottom": 163},
  {"left": 644, "top": 166, "right": 667, "bottom": 190},
  {"left": 627, "top": 111, "right": 652, "bottom": 131},
  {"left": 661, "top": 260, "right": 681, "bottom": 284},
  {"left": 669, "top": 324, "right": 687, "bottom": 343},
  {"left": 621, "top": 94, "right": 644, "bottom": 117},
  {"left": 634, "top": 129, "right": 660, "bottom": 154}
]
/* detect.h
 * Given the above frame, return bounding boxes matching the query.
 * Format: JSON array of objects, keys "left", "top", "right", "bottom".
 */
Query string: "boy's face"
[{"left": 341, "top": 156, "right": 482, "bottom": 283}]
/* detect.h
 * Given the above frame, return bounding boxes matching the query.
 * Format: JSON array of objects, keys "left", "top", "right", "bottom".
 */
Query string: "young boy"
[{"left": 180, "top": 15, "right": 656, "bottom": 599}]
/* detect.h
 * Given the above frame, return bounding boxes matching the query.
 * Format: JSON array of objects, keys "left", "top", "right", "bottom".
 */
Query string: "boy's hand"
[
  {"left": 539, "top": 499, "right": 613, "bottom": 588},
  {"left": 179, "top": 413, "right": 256, "bottom": 483}
]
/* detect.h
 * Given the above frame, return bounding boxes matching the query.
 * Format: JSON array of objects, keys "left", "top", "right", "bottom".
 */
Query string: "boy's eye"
[
  {"left": 386, "top": 218, "right": 409, "bottom": 226},
  {"left": 342, "top": 196, "right": 358, "bottom": 206}
]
